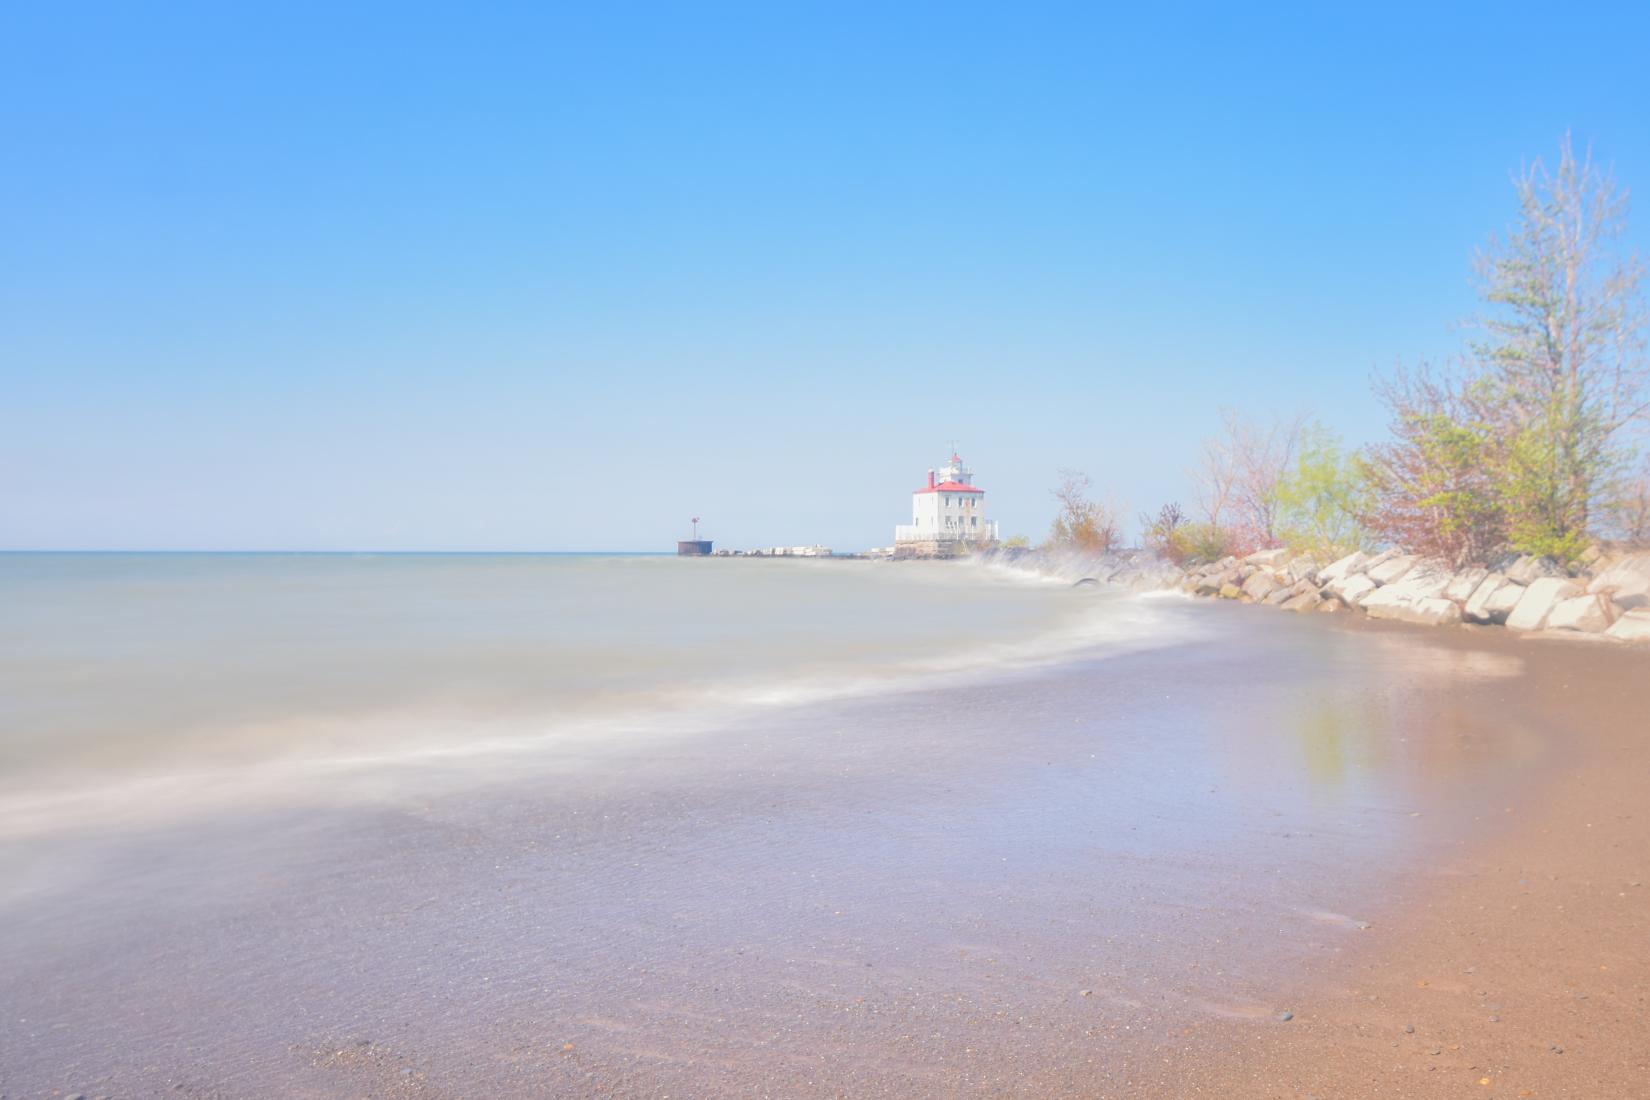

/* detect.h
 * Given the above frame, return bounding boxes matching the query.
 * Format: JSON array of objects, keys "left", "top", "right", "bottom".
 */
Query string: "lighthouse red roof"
[{"left": 915, "top": 480, "right": 984, "bottom": 494}]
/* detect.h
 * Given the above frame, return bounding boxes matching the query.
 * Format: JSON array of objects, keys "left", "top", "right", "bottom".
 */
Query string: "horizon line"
[{"left": 0, "top": 548, "right": 684, "bottom": 556}]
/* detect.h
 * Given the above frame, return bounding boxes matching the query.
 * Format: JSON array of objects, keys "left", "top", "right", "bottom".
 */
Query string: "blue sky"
[{"left": 4, "top": 2, "right": 1648, "bottom": 551}]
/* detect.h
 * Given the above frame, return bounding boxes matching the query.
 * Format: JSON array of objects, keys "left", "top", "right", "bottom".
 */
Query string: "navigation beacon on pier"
[{"left": 677, "top": 516, "right": 712, "bottom": 556}]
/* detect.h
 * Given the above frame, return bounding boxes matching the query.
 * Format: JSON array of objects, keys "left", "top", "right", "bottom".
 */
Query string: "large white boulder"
[
  {"left": 1392, "top": 565, "right": 1452, "bottom": 599},
  {"left": 1242, "top": 570, "right": 1280, "bottom": 601},
  {"left": 1505, "top": 555, "right": 1565, "bottom": 585},
  {"left": 1282, "top": 589, "right": 1322, "bottom": 612},
  {"left": 1606, "top": 609, "right": 1650, "bottom": 643},
  {"left": 1445, "top": 567, "right": 1490, "bottom": 603},
  {"left": 1284, "top": 556, "right": 1320, "bottom": 585},
  {"left": 1484, "top": 581, "right": 1526, "bottom": 622},
  {"left": 1367, "top": 554, "right": 1418, "bottom": 586},
  {"left": 1317, "top": 551, "right": 1369, "bottom": 585},
  {"left": 1357, "top": 589, "right": 1411, "bottom": 620},
  {"left": 1383, "top": 597, "right": 1464, "bottom": 626},
  {"left": 1363, "top": 548, "right": 1401, "bottom": 572},
  {"left": 1545, "top": 594, "right": 1616, "bottom": 634},
  {"left": 1245, "top": 547, "right": 1292, "bottom": 568},
  {"left": 1328, "top": 573, "right": 1378, "bottom": 607},
  {"left": 1586, "top": 553, "right": 1650, "bottom": 611},
  {"left": 1463, "top": 574, "right": 1515, "bottom": 623},
  {"left": 1361, "top": 567, "right": 1454, "bottom": 620},
  {"left": 1505, "top": 577, "right": 1583, "bottom": 631},
  {"left": 1264, "top": 579, "right": 1307, "bottom": 605}
]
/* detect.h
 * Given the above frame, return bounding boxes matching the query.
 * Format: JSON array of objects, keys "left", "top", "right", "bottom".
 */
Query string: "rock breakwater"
[{"left": 1175, "top": 547, "right": 1650, "bottom": 644}]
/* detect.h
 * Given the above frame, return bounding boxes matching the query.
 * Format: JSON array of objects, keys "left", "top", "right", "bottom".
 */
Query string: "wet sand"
[
  {"left": 1, "top": 603, "right": 1645, "bottom": 1098},
  {"left": 1177, "top": 616, "right": 1650, "bottom": 1099}
]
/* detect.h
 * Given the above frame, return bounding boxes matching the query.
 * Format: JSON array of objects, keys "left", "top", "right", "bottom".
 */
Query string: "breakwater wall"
[{"left": 991, "top": 546, "right": 1650, "bottom": 645}]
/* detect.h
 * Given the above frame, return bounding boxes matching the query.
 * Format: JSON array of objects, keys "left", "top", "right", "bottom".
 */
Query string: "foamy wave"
[
  {"left": 0, "top": 553, "right": 1208, "bottom": 853},
  {"left": 0, "top": 593, "right": 1205, "bottom": 852}
]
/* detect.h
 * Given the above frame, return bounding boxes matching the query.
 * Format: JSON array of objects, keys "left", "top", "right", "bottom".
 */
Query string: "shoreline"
[
  {"left": 1162, "top": 544, "right": 1650, "bottom": 647},
  {"left": 6, "top": 594, "right": 1644, "bottom": 1097},
  {"left": 1175, "top": 613, "right": 1649, "bottom": 1097}
]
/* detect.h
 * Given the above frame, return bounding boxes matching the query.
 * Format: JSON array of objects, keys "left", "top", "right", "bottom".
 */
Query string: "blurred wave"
[{"left": 0, "top": 553, "right": 1199, "bottom": 839}]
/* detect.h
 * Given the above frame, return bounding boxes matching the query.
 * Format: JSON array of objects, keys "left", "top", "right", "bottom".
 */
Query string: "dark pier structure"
[{"left": 677, "top": 517, "right": 712, "bottom": 556}]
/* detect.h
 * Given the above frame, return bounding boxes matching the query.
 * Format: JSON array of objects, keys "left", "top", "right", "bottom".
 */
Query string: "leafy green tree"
[
  {"left": 1365, "top": 137, "right": 1647, "bottom": 566},
  {"left": 1273, "top": 423, "right": 1374, "bottom": 558},
  {"left": 1165, "top": 522, "right": 1231, "bottom": 566},
  {"left": 1499, "top": 405, "right": 1599, "bottom": 561},
  {"left": 1471, "top": 135, "right": 1648, "bottom": 559},
  {"left": 1364, "top": 369, "right": 1508, "bottom": 567}
]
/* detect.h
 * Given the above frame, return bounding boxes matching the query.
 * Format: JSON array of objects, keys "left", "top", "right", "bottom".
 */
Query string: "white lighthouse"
[{"left": 893, "top": 451, "right": 1000, "bottom": 557}]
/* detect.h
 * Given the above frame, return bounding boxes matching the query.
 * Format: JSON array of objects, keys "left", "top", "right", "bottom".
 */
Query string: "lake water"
[
  {"left": 0, "top": 552, "right": 1193, "bottom": 845},
  {"left": 0, "top": 553, "right": 1549, "bottom": 1097}
]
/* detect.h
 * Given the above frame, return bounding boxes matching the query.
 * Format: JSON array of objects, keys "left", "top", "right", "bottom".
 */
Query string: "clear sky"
[{"left": 4, "top": 2, "right": 1648, "bottom": 551}]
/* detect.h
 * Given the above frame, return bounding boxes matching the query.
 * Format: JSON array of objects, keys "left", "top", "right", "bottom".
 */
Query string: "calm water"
[
  {"left": 0, "top": 552, "right": 1188, "bottom": 842},
  {"left": 0, "top": 553, "right": 1552, "bottom": 1097}
]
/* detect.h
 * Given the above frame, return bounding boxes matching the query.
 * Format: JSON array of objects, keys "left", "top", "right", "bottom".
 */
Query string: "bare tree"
[
  {"left": 1606, "top": 456, "right": 1650, "bottom": 545},
  {"left": 1190, "top": 430, "right": 1240, "bottom": 530},
  {"left": 1048, "top": 468, "right": 1120, "bottom": 553},
  {"left": 1139, "top": 501, "right": 1186, "bottom": 547},
  {"left": 1190, "top": 409, "right": 1304, "bottom": 549},
  {"left": 1363, "top": 364, "right": 1509, "bottom": 567},
  {"left": 1142, "top": 501, "right": 1207, "bottom": 563},
  {"left": 1234, "top": 411, "right": 1305, "bottom": 543},
  {"left": 1473, "top": 134, "right": 1649, "bottom": 552}
]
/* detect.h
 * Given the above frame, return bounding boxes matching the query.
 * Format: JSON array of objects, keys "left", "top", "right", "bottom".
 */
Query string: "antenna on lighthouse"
[{"left": 691, "top": 516, "right": 700, "bottom": 540}]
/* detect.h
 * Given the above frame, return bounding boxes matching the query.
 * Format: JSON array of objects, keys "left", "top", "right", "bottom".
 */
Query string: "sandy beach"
[
  {"left": 1178, "top": 617, "right": 1650, "bottom": 1099},
  {"left": 10, "top": 5, "right": 1650, "bottom": 1095},
  {"left": 3, "top": 589, "right": 1644, "bottom": 1099}
]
